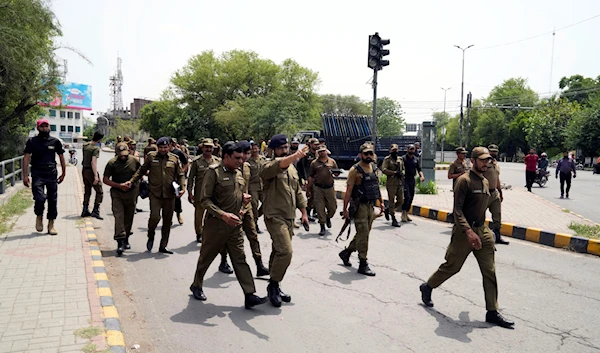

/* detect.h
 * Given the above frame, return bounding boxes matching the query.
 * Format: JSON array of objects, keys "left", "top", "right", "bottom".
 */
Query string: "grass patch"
[
  {"left": 81, "top": 343, "right": 111, "bottom": 353},
  {"left": 379, "top": 174, "right": 387, "bottom": 186},
  {"left": 436, "top": 161, "right": 451, "bottom": 165},
  {"left": 562, "top": 208, "right": 570, "bottom": 213},
  {"left": 416, "top": 180, "right": 438, "bottom": 195},
  {"left": 0, "top": 189, "right": 33, "bottom": 235},
  {"left": 568, "top": 222, "right": 600, "bottom": 239},
  {"left": 74, "top": 326, "right": 104, "bottom": 339}
]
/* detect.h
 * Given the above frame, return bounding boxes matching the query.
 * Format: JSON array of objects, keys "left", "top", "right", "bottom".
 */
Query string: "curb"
[
  {"left": 76, "top": 171, "right": 127, "bottom": 352},
  {"left": 434, "top": 165, "right": 449, "bottom": 170},
  {"left": 334, "top": 189, "right": 600, "bottom": 257}
]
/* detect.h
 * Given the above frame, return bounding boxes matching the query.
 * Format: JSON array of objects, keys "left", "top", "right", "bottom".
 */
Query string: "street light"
[
  {"left": 441, "top": 87, "right": 451, "bottom": 162},
  {"left": 455, "top": 44, "right": 474, "bottom": 147}
]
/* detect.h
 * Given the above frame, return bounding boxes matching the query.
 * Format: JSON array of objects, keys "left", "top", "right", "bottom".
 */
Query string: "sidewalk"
[{"left": 0, "top": 167, "right": 107, "bottom": 353}]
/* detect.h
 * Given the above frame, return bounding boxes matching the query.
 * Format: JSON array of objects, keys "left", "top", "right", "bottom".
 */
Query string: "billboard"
[{"left": 42, "top": 82, "right": 92, "bottom": 111}]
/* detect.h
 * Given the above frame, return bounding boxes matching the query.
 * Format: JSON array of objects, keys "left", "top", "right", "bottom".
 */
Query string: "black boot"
[
  {"left": 256, "top": 222, "right": 263, "bottom": 234},
  {"left": 391, "top": 214, "right": 401, "bottom": 227},
  {"left": 307, "top": 208, "right": 316, "bottom": 223},
  {"left": 486, "top": 311, "right": 515, "bottom": 329},
  {"left": 384, "top": 206, "right": 390, "bottom": 221},
  {"left": 279, "top": 288, "right": 291, "bottom": 303},
  {"left": 116, "top": 239, "right": 124, "bottom": 257},
  {"left": 419, "top": 283, "right": 434, "bottom": 307},
  {"left": 358, "top": 259, "right": 376, "bottom": 276},
  {"left": 91, "top": 204, "right": 103, "bottom": 220},
  {"left": 326, "top": 217, "right": 332, "bottom": 229},
  {"left": 267, "top": 281, "right": 282, "bottom": 307},
  {"left": 219, "top": 255, "right": 233, "bottom": 274},
  {"left": 245, "top": 293, "right": 268, "bottom": 309},
  {"left": 196, "top": 233, "right": 202, "bottom": 243},
  {"left": 339, "top": 248, "right": 352, "bottom": 267},
  {"left": 319, "top": 224, "right": 326, "bottom": 236},
  {"left": 159, "top": 247, "right": 174, "bottom": 254},
  {"left": 494, "top": 228, "right": 509, "bottom": 245},
  {"left": 81, "top": 203, "right": 91, "bottom": 217},
  {"left": 254, "top": 256, "right": 269, "bottom": 277},
  {"left": 124, "top": 232, "right": 132, "bottom": 250},
  {"left": 190, "top": 285, "right": 207, "bottom": 301},
  {"left": 146, "top": 232, "right": 154, "bottom": 252}
]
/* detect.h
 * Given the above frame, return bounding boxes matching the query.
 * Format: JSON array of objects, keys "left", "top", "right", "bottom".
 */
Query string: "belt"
[
  {"left": 489, "top": 189, "right": 496, "bottom": 192},
  {"left": 32, "top": 164, "right": 56, "bottom": 169},
  {"left": 315, "top": 183, "right": 334, "bottom": 189},
  {"left": 83, "top": 166, "right": 93, "bottom": 170}
]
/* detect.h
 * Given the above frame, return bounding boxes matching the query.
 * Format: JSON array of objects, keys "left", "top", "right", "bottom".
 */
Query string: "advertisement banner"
[{"left": 42, "top": 82, "right": 92, "bottom": 111}]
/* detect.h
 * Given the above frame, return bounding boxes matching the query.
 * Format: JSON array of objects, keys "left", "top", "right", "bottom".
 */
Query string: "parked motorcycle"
[{"left": 535, "top": 168, "right": 549, "bottom": 187}]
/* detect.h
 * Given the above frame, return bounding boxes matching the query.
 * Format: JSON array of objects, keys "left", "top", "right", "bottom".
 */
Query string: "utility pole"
[
  {"left": 455, "top": 44, "right": 474, "bottom": 147},
  {"left": 367, "top": 33, "right": 390, "bottom": 146},
  {"left": 372, "top": 70, "right": 378, "bottom": 144},
  {"left": 465, "top": 92, "right": 472, "bottom": 149},
  {"left": 441, "top": 87, "right": 451, "bottom": 162}
]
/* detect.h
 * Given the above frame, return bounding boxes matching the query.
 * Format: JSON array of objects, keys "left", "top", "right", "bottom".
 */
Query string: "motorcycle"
[
  {"left": 534, "top": 168, "right": 549, "bottom": 187},
  {"left": 68, "top": 149, "right": 78, "bottom": 166}
]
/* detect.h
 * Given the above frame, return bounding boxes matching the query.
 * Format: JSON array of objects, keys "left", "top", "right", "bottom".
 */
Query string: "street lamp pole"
[
  {"left": 441, "top": 87, "right": 451, "bottom": 162},
  {"left": 455, "top": 44, "right": 474, "bottom": 147}
]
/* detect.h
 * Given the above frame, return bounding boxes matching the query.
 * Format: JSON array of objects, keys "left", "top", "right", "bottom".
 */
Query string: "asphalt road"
[{"left": 83, "top": 150, "right": 600, "bottom": 353}]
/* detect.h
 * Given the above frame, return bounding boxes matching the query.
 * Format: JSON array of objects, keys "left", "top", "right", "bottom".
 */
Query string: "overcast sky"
[{"left": 52, "top": 0, "right": 600, "bottom": 123}]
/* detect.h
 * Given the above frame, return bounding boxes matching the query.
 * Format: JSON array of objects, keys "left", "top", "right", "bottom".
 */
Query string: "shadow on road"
[
  {"left": 1, "top": 232, "right": 46, "bottom": 242},
  {"left": 203, "top": 270, "right": 237, "bottom": 289},
  {"left": 173, "top": 241, "right": 200, "bottom": 255},
  {"left": 329, "top": 268, "right": 367, "bottom": 285},
  {"left": 420, "top": 305, "right": 491, "bottom": 342}
]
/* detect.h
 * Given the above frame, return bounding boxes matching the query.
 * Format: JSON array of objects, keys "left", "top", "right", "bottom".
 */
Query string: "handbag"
[{"left": 139, "top": 179, "right": 150, "bottom": 199}]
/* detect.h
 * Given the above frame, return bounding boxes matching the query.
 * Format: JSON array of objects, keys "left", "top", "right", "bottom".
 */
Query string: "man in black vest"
[{"left": 401, "top": 144, "right": 425, "bottom": 222}]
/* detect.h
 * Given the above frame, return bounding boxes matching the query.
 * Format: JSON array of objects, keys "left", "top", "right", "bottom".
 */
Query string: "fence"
[{"left": 0, "top": 156, "right": 25, "bottom": 195}]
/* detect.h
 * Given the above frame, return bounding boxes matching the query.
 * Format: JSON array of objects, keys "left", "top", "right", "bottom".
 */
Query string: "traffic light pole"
[{"left": 371, "top": 68, "right": 378, "bottom": 146}]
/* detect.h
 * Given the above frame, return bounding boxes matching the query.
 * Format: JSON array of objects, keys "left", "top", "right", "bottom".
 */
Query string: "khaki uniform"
[
  {"left": 299, "top": 151, "right": 317, "bottom": 210},
  {"left": 143, "top": 143, "right": 158, "bottom": 161},
  {"left": 192, "top": 163, "right": 256, "bottom": 294},
  {"left": 448, "top": 158, "right": 469, "bottom": 190},
  {"left": 484, "top": 159, "right": 501, "bottom": 232},
  {"left": 261, "top": 159, "right": 307, "bottom": 282},
  {"left": 381, "top": 155, "right": 404, "bottom": 214},
  {"left": 187, "top": 155, "right": 221, "bottom": 236},
  {"left": 309, "top": 157, "right": 338, "bottom": 224},
  {"left": 346, "top": 162, "right": 378, "bottom": 260},
  {"left": 427, "top": 170, "right": 498, "bottom": 311},
  {"left": 130, "top": 151, "right": 185, "bottom": 247},
  {"left": 248, "top": 155, "right": 266, "bottom": 221},
  {"left": 82, "top": 142, "right": 103, "bottom": 205},
  {"left": 104, "top": 156, "right": 141, "bottom": 240}
]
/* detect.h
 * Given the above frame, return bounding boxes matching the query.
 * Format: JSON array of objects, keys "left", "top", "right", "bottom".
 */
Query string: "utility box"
[{"left": 421, "top": 121, "right": 437, "bottom": 183}]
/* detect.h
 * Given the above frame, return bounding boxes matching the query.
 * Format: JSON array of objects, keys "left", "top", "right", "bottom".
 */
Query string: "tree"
[
  {"left": 567, "top": 99, "right": 600, "bottom": 156},
  {"left": 524, "top": 98, "right": 580, "bottom": 154},
  {"left": 367, "top": 97, "right": 404, "bottom": 137},
  {"left": 442, "top": 116, "right": 461, "bottom": 150},
  {"left": 106, "top": 118, "right": 141, "bottom": 143},
  {"left": 559, "top": 75, "right": 600, "bottom": 106},
  {"left": 320, "top": 94, "right": 370, "bottom": 115},
  {"left": 0, "top": 0, "right": 62, "bottom": 160}
]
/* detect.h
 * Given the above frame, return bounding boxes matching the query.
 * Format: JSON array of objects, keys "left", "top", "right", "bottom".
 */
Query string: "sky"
[{"left": 51, "top": 0, "right": 600, "bottom": 123}]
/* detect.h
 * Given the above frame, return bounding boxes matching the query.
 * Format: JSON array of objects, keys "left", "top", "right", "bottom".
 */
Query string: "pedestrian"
[
  {"left": 524, "top": 148, "right": 539, "bottom": 192},
  {"left": 538, "top": 152, "right": 549, "bottom": 173},
  {"left": 485, "top": 144, "right": 508, "bottom": 245},
  {"left": 556, "top": 149, "right": 576, "bottom": 199},
  {"left": 179, "top": 138, "right": 190, "bottom": 157},
  {"left": 298, "top": 138, "right": 320, "bottom": 222},
  {"left": 117, "top": 135, "right": 122, "bottom": 144},
  {"left": 290, "top": 137, "right": 300, "bottom": 155},
  {"left": 261, "top": 134, "right": 309, "bottom": 307},
  {"left": 102, "top": 143, "right": 141, "bottom": 256},
  {"left": 169, "top": 138, "right": 189, "bottom": 225},
  {"left": 448, "top": 147, "right": 469, "bottom": 191},
  {"left": 143, "top": 137, "right": 157, "bottom": 162},
  {"left": 338, "top": 143, "right": 385, "bottom": 276},
  {"left": 189, "top": 142, "right": 268, "bottom": 309},
  {"left": 127, "top": 140, "right": 143, "bottom": 213},
  {"left": 248, "top": 141, "right": 266, "bottom": 233},
  {"left": 260, "top": 139, "right": 267, "bottom": 155},
  {"left": 81, "top": 131, "right": 104, "bottom": 220},
  {"left": 307, "top": 145, "right": 338, "bottom": 236},
  {"left": 381, "top": 144, "right": 404, "bottom": 227},
  {"left": 400, "top": 144, "right": 424, "bottom": 222},
  {"left": 414, "top": 141, "right": 422, "bottom": 158},
  {"left": 419, "top": 146, "right": 514, "bottom": 329},
  {"left": 213, "top": 138, "right": 222, "bottom": 158},
  {"left": 22, "top": 119, "right": 66, "bottom": 235},
  {"left": 127, "top": 137, "right": 185, "bottom": 254},
  {"left": 187, "top": 138, "right": 220, "bottom": 243}
]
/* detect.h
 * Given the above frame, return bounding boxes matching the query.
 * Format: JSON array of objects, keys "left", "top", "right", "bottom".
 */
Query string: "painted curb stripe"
[
  {"left": 106, "top": 330, "right": 125, "bottom": 347},
  {"left": 588, "top": 239, "right": 600, "bottom": 256}
]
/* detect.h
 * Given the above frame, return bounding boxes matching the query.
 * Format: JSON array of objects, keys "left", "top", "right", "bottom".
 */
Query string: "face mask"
[
  {"left": 38, "top": 130, "right": 50, "bottom": 138},
  {"left": 290, "top": 146, "right": 298, "bottom": 152},
  {"left": 390, "top": 152, "right": 398, "bottom": 158},
  {"left": 362, "top": 157, "right": 373, "bottom": 163},
  {"left": 408, "top": 151, "right": 414, "bottom": 156}
]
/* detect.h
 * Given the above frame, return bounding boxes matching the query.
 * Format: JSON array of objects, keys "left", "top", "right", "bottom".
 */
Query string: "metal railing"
[{"left": 0, "top": 156, "right": 25, "bottom": 195}]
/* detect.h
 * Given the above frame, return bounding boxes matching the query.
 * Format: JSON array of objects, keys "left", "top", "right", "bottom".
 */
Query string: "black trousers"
[
  {"left": 402, "top": 178, "right": 416, "bottom": 211},
  {"left": 31, "top": 168, "right": 58, "bottom": 220},
  {"left": 559, "top": 172, "right": 572, "bottom": 195},
  {"left": 175, "top": 196, "right": 182, "bottom": 214},
  {"left": 525, "top": 170, "right": 536, "bottom": 190}
]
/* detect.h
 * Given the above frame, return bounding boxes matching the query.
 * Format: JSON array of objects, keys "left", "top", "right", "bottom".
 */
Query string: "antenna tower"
[{"left": 109, "top": 57, "right": 124, "bottom": 114}]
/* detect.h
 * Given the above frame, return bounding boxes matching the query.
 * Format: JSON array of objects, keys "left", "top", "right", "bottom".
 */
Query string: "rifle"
[{"left": 336, "top": 196, "right": 359, "bottom": 243}]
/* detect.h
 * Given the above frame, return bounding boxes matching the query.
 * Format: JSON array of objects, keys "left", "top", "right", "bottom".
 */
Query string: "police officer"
[
  {"left": 381, "top": 144, "right": 404, "bottom": 227},
  {"left": 448, "top": 147, "right": 469, "bottom": 190},
  {"left": 213, "top": 138, "right": 222, "bottom": 158},
  {"left": 307, "top": 145, "right": 338, "bottom": 236},
  {"left": 143, "top": 137, "right": 157, "bottom": 162},
  {"left": 190, "top": 142, "right": 268, "bottom": 309},
  {"left": 401, "top": 144, "right": 424, "bottom": 222},
  {"left": 81, "top": 131, "right": 104, "bottom": 220},
  {"left": 179, "top": 138, "right": 190, "bottom": 157},
  {"left": 248, "top": 141, "right": 266, "bottom": 233},
  {"left": 187, "top": 138, "right": 220, "bottom": 243},
  {"left": 485, "top": 144, "right": 508, "bottom": 245},
  {"left": 298, "top": 138, "right": 320, "bottom": 222},
  {"left": 261, "top": 134, "right": 309, "bottom": 307},
  {"left": 23, "top": 119, "right": 66, "bottom": 235},
  {"left": 290, "top": 137, "right": 300, "bottom": 155},
  {"left": 419, "top": 147, "right": 514, "bottom": 329},
  {"left": 170, "top": 138, "right": 189, "bottom": 225},
  {"left": 127, "top": 140, "right": 140, "bottom": 160},
  {"left": 103, "top": 143, "right": 141, "bottom": 256},
  {"left": 127, "top": 137, "right": 185, "bottom": 254},
  {"left": 338, "top": 143, "right": 384, "bottom": 276}
]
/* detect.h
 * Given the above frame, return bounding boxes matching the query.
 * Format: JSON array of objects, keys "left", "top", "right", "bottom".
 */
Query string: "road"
[{"left": 86, "top": 150, "right": 600, "bottom": 352}]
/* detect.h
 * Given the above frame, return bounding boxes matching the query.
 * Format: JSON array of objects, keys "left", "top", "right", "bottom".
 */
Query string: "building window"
[
  {"left": 60, "top": 125, "right": 66, "bottom": 132},
  {"left": 75, "top": 126, "right": 81, "bottom": 133},
  {"left": 60, "top": 111, "right": 66, "bottom": 118},
  {"left": 67, "top": 112, "right": 73, "bottom": 119},
  {"left": 68, "top": 126, "right": 74, "bottom": 132},
  {"left": 49, "top": 109, "right": 56, "bottom": 117},
  {"left": 50, "top": 125, "right": 57, "bottom": 132},
  {"left": 75, "top": 112, "right": 81, "bottom": 119},
  {"left": 406, "top": 124, "right": 418, "bottom": 132}
]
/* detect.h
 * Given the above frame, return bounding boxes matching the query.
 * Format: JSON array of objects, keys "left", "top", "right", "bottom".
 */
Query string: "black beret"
[
  {"left": 156, "top": 137, "right": 170, "bottom": 146},
  {"left": 268, "top": 134, "right": 288, "bottom": 149},
  {"left": 236, "top": 140, "right": 251, "bottom": 151}
]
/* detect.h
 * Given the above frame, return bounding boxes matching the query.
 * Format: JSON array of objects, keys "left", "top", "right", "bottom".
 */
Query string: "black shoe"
[
  {"left": 339, "top": 248, "right": 352, "bottom": 267},
  {"left": 146, "top": 239, "right": 154, "bottom": 252},
  {"left": 254, "top": 257, "right": 269, "bottom": 277},
  {"left": 116, "top": 240, "right": 124, "bottom": 257},
  {"left": 279, "top": 288, "right": 291, "bottom": 303},
  {"left": 196, "top": 233, "right": 202, "bottom": 243},
  {"left": 219, "top": 261, "right": 233, "bottom": 274},
  {"left": 495, "top": 238, "right": 510, "bottom": 245},
  {"left": 267, "top": 282, "right": 282, "bottom": 307},
  {"left": 358, "top": 259, "right": 376, "bottom": 276},
  {"left": 391, "top": 216, "right": 401, "bottom": 228},
  {"left": 245, "top": 294, "right": 268, "bottom": 309},
  {"left": 326, "top": 217, "right": 332, "bottom": 229},
  {"left": 135, "top": 208, "right": 143, "bottom": 212},
  {"left": 81, "top": 205, "right": 91, "bottom": 218},
  {"left": 384, "top": 207, "right": 390, "bottom": 221},
  {"left": 190, "top": 285, "right": 207, "bottom": 301},
  {"left": 486, "top": 311, "right": 515, "bottom": 329},
  {"left": 91, "top": 205, "right": 103, "bottom": 220},
  {"left": 256, "top": 226, "right": 263, "bottom": 234},
  {"left": 308, "top": 216, "right": 316, "bottom": 223},
  {"left": 159, "top": 247, "right": 173, "bottom": 254},
  {"left": 319, "top": 224, "right": 326, "bottom": 236},
  {"left": 420, "top": 283, "right": 434, "bottom": 307},
  {"left": 560, "top": 194, "right": 564, "bottom": 199},
  {"left": 566, "top": 193, "right": 569, "bottom": 199}
]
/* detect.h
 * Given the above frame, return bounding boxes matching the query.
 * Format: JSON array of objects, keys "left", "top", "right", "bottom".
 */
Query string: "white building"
[
  {"left": 404, "top": 123, "right": 422, "bottom": 137},
  {"left": 29, "top": 107, "right": 86, "bottom": 144}
]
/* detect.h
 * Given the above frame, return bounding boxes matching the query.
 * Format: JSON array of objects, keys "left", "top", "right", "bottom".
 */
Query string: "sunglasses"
[{"left": 363, "top": 151, "right": 374, "bottom": 156}]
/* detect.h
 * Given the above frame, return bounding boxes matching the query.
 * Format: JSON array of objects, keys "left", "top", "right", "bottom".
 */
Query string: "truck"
[{"left": 294, "top": 114, "right": 420, "bottom": 170}]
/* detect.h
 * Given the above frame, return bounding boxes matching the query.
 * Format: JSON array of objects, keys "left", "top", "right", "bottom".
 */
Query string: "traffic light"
[{"left": 367, "top": 33, "right": 390, "bottom": 70}]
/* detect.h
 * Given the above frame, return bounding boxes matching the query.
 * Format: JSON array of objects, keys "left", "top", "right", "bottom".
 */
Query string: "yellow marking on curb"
[
  {"left": 102, "top": 306, "right": 119, "bottom": 318},
  {"left": 94, "top": 273, "right": 108, "bottom": 281},
  {"left": 98, "top": 287, "right": 113, "bottom": 297},
  {"left": 106, "top": 330, "right": 125, "bottom": 346},
  {"left": 409, "top": 205, "right": 413, "bottom": 214},
  {"left": 500, "top": 223, "right": 514, "bottom": 237},
  {"left": 91, "top": 250, "right": 102, "bottom": 257},
  {"left": 419, "top": 206, "right": 430, "bottom": 217},
  {"left": 92, "top": 261, "right": 105, "bottom": 268},
  {"left": 85, "top": 227, "right": 95, "bottom": 231},
  {"left": 437, "top": 210, "right": 449, "bottom": 222},
  {"left": 587, "top": 239, "right": 600, "bottom": 256},
  {"left": 554, "top": 233, "right": 572, "bottom": 248},
  {"left": 525, "top": 228, "right": 541, "bottom": 243},
  {"left": 89, "top": 241, "right": 99, "bottom": 247}
]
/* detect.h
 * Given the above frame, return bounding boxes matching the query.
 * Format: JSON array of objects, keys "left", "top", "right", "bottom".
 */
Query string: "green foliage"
[
  {"left": 320, "top": 94, "right": 370, "bottom": 115},
  {"left": 416, "top": 180, "right": 438, "bottom": 195},
  {"left": 566, "top": 100, "right": 600, "bottom": 156},
  {"left": 0, "top": 0, "right": 62, "bottom": 160},
  {"left": 106, "top": 118, "right": 141, "bottom": 143},
  {"left": 525, "top": 98, "right": 580, "bottom": 152},
  {"left": 0, "top": 189, "right": 33, "bottom": 235},
  {"left": 559, "top": 75, "right": 600, "bottom": 106},
  {"left": 442, "top": 116, "right": 460, "bottom": 150},
  {"left": 368, "top": 97, "right": 405, "bottom": 137},
  {"left": 568, "top": 222, "right": 600, "bottom": 239},
  {"left": 379, "top": 174, "right": 387, "bottom": 186}
]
